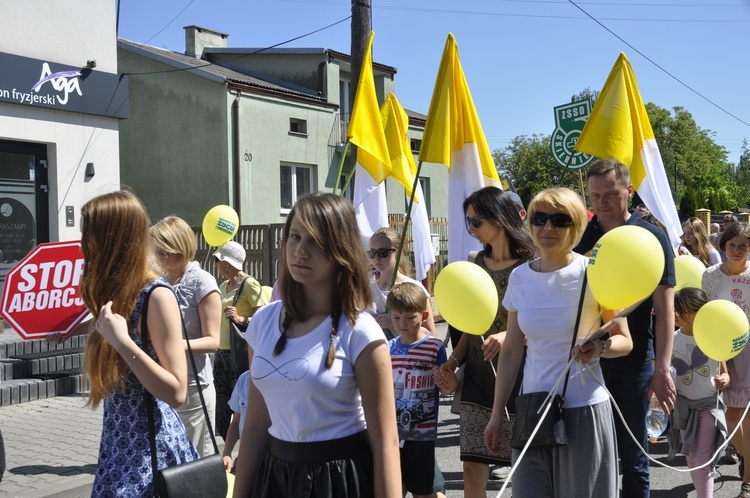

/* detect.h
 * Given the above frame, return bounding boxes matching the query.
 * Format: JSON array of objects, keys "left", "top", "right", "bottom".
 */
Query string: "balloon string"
[{"left": 482, "top": 336, "right": 509, "bottom": 420}]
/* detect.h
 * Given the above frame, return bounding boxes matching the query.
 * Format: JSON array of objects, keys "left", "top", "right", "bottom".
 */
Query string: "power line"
[
  {"left": 283, "top": 0, "right": 750, "bottom": 22},
  {"left": 121, "top": 15, "right": 351, "bottom": 76},
  {"left": 566, "top": 0, "right": 750, "bottom": 128},
  {"left": 118, "top": 0, "right": 197, "bottom": 63}
]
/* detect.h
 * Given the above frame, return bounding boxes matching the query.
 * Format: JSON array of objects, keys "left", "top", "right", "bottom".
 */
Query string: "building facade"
[
  {"left": 117, "top": 26, "right": 447, "bottom": 227},
  {"left": 0, "top": 0, "right": 126, "bottom": 296}
]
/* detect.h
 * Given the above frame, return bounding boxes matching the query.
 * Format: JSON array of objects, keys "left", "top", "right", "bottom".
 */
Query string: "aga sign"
[{"left": 1, "top": 241, "right": 89, "bottom": 340}]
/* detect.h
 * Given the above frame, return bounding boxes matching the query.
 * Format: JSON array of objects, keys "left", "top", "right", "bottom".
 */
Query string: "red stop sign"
[{"left": 1, "top": 241, "right": 89, "bottom": 340}]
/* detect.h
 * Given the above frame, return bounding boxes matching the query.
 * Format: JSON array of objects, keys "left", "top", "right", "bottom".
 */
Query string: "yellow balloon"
[
  {"left": 434, "top": 261, "right": 498, "bottom": 336},
  {"left": 587, "top": 225, "right": 665, "bottom": 310},
  {"left": 694, "top": 299, "right": 749, "bottom": 361},
  {"left": 202, "top": 205, "right": 239, "bottom": 247},
  {"left": 674, "top": 255, "right": 706, "bottom": 291}
]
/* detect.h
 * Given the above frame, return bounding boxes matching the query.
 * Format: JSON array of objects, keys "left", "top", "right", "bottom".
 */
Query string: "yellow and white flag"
[
  {"left": 419, "top": 33, "right": 501, "bottom": 263},
  {"left": 381, "top": 93, "right": 436, "bottom": 281},
  {"left": 575, "top": 52, "right": 682, "bottom": 252},
  {"left": 348, "top": 31, "right": 391, "bottom": 244}
]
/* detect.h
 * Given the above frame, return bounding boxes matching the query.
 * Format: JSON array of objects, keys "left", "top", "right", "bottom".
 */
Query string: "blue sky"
[{"left": 117, "top": 0, "right": 750, "bottom": 164}]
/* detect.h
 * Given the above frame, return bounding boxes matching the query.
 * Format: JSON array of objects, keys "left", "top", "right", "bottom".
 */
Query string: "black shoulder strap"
[
  {"left": 143, "top": 284, "right": 221, "bottom": 491},
  {"left": 231, "top": 277, "right": 250, "bottom": 307},
  {"left": 561, "top": 270, "right": 588, "bottom": 399}
]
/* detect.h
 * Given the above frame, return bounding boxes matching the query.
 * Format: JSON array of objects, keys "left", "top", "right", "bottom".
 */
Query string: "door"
[{"left": 0, "top": 140, "right": 49, "bottom": 299}]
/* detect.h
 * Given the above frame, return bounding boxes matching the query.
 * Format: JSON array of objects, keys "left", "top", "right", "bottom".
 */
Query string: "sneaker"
[
  {"left": 738, "top": 481, "right": 750, "bottom": 498},
  {"left": 490, "top": 466, "right": 511, "bottom": 480},
  {"left": 741, "top": 456, "right": 746, "bottom": 480}
]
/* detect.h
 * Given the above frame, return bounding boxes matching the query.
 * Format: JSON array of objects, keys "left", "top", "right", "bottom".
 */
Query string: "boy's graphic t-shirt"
[{"left": 389, "top": 335, "right": 447, "bottom": 441}]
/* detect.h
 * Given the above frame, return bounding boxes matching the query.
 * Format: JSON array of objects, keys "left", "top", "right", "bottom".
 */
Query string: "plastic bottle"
[
  {"left": 646, "top": 395, "right": 667, "bottom": 440},
  {"left": 645, "top": 366, "right": 677, "bottom": 441}
]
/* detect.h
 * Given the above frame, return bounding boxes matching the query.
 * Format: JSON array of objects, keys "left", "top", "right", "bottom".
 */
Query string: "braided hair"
[{"left": 273, "top": 193, "right": 372, "bottom": 369}]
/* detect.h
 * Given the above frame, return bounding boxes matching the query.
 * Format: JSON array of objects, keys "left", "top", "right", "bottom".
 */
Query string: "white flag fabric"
[{"left": 409, "top": 181, "right": 435, "bottom": 281}]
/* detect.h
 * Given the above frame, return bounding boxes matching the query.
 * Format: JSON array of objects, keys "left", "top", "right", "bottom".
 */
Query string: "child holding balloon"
[{"left": 669, "top": 287, "right": 728, "bottom": 498}]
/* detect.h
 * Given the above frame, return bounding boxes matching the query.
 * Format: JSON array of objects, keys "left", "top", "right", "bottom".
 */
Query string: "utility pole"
[
  {"left": 350, "top": 0, "right": 372, "bottom": 113},
  {"left": 347, "top": 0, "right": 371, "bottom": 193}
]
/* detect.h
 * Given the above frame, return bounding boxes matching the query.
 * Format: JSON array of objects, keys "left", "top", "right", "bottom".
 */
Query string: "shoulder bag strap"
[
  {"left": 231, "top": 277, "right": 249, "bottom": 307},
  {"left": 140, "top": 286, "right": 160, "bottom": 491},
  {"left": 144, "top": 283, "right": 221, "bottom": 479},
  {"left": 561, "top": 270, "right": 588, "bottom": 399}
]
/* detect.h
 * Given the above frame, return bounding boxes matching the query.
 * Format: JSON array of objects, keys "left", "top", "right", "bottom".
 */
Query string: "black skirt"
[{"left": 251, "top": 431, "right": 374, "bottom": 498}]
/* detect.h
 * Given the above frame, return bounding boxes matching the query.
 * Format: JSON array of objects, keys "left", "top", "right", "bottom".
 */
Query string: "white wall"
[{"left": 0, "top": 0, "right": 121, "bottom": 242}]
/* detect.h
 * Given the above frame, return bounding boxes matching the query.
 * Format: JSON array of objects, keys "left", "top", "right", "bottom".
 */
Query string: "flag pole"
[
  {"left": 390, "top": 160, "right": 423, "bottom": 290},
  {"left": 332, "top": 141, "right": 351, "bottom": 195},
  {"left": 578, "top": 169, "right": 587, "bottom": 202},
  {"left": 556, "top": 152, "right": 575, "bottom": 186}
]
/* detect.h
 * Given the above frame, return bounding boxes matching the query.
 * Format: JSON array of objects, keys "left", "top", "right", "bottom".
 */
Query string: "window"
[
  {"left": 280, "top": 164, "right": 314, "bottom": 213},
  {"left": 338, "top": 173, "right": 354, "bottom": 201},
  {"left": 289, "top": 118, "right": 307, "bottom": 136},
  {"left": 405, "top": 177, "right": 431, "bottom": 218},
  {"left": 410, "top": 138, "right": 422, "bottom": 153}
]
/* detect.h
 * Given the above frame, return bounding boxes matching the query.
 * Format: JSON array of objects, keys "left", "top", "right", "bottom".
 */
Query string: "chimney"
[{"left": 184, "top": 25, "right": 229, "bottom": 59}]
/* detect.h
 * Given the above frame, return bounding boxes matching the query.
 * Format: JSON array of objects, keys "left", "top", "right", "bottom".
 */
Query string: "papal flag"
[
  {"left": 419, "top": 33, "right": 501, "bottom": 263},
  {"left": 381, "top": 93, "right": 436, "bottom": 281},
  {"left": 348, "top": 31, "right": 391, "bottom": 245},
  {"left": 575, "top": 52, "right": 682, "bottom": 252}
]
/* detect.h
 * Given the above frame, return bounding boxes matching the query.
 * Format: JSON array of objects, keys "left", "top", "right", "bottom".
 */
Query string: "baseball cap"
[
  {"left": 506, "top": 191, "right": 525, "bottom": 211},
  {"left": 213, "top": 241, "right": 245, "bottom": 270}
]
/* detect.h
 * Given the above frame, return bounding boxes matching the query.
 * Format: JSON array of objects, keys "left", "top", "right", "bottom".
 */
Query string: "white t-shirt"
[
  {"left": 173, "top": 261, "right": 220, "bottom": 386},
  {"left": 371, "top": 276, "right": 429, "bottom": 314},
  {"left": 246, "top": 301, "right": 386, "bottom": 442},
  {"left": 672, "top": 329, "right": 719, "bottom": 401},
  {"left": 503, "top": 254, "right": 608, "bottom": 409},
  {"left": 228, "top": 370, "right": 251, "bottom": 438}
]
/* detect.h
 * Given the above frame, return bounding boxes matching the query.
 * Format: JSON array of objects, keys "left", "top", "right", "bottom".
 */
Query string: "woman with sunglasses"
[
  {"left": 680, "top": 218, "right": 720, "bottom": 267},
  {"left": 369, "top": 227, "right": 436, "bottom": 340},
  {"left": 435, "top": 187, "right": 535, "bottom": 497},
  {"left": 484, "top": 187, "right": 632, "bottom": 497}
]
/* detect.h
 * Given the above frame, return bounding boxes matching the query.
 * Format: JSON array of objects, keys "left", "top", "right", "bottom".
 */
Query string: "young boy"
[
  {"left": 222, "top": 370, "right": 250, "bottom": 472},
  {"left": 387, "top": 283, "right": 452, "bottom": 498}
]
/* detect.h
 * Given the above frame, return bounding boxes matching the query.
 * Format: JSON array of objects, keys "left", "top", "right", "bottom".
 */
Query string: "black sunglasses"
[
  {"left": 367, "top": 248, "right": 396, "bottom": 259},
  {"left": 465, "top": 216, "right": 487, "bottom": 229},
  {"left": 530, "top": 212, "right": 574, "bottom": 228}
]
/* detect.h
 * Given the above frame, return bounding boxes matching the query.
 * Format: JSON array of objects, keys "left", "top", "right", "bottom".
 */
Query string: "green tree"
[
  {"left": 735, "top": 140, "right": 750, "bottom": 208},
  {"left": 495, "top": 98, "right": 734, "bottom": 219},
  {"left": 647, "top": 104, "right": 734, "bottom": 216},
  {"left": 494, "top": 134, "right": 582, "bottom": 207}
]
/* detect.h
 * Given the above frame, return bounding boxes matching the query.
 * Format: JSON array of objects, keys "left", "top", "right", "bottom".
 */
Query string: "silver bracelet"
[
  {"left": 127, "top": 351, "right": 143, "bottom": 368},
  {"left": 598, "top": 340, "right": 609, "bottom": 358}
]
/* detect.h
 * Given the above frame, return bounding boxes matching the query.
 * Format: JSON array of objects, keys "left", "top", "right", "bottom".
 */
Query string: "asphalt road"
[{"left": 434, "top": 396, "right": 744, "bottom": 497}]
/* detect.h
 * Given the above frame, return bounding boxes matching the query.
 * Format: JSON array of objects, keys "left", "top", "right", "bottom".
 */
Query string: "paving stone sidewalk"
[{"left": 0, "top": 395, "right": 101, "bottom": 498}]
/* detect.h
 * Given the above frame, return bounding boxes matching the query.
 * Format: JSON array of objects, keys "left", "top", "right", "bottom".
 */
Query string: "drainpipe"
[{"left": 232, "top": 90, "right": 242, "bottom": 222}]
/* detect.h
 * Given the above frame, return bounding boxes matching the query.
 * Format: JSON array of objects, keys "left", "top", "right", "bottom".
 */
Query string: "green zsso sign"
[{"left": 551, "top": 100, "right": 593, "bottom": 170}]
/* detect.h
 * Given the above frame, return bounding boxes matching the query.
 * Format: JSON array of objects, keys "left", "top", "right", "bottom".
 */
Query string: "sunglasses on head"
[
  {"left": 367, "top": 248, "right": 396, "bottom": 259},
  {"left": 530, "top": 212, "right": 574, "bottom": 228},
  {"left": 465, "top": 216, "right": 487, "bottom": 229}
]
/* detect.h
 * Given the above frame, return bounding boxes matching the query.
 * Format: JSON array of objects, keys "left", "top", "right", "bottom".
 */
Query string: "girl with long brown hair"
[
  {"left": 680, "top": 218, "right": 720, "bottom": 267},
  {"left": 82, "top": 190, "right": 197, "bottom": 497},
  {"left": 232, "top": 192, "right": 401, "bottom": 498}
]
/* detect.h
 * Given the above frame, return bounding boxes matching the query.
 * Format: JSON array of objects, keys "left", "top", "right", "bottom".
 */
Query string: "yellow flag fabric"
[
  {"left": 347, "top": 31, "right": 391, "bottom": 183},
  {"left": 418, "top": 33, "right": 498, "bottom": 184},
  {"left": 380, "top": 93, "right": 436, "bottom": 280},
  {"left": 575, "top": 52, "right": 682, "bottom": 252},
  {"left": 418, "top": 33, "right": 500, "bottom": 262},
  {"left": 381, "top": 93, "right": 416, "bottom": 199}
]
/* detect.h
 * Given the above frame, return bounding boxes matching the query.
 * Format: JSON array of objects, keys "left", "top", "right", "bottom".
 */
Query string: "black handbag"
[
  {"left": 141, "top": 285, "right": 228, "bottom": 498},
  {"left": 511, "top": 272, "right": 588, "bottom": 451},
  {"left": 229, "top": 278, "right": 250, "bottom": 373}
]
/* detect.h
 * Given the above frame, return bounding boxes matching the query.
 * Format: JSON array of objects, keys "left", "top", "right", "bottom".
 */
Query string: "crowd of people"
[{"left": 49, "top": 154, "right": 750, "bottom": 498}]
